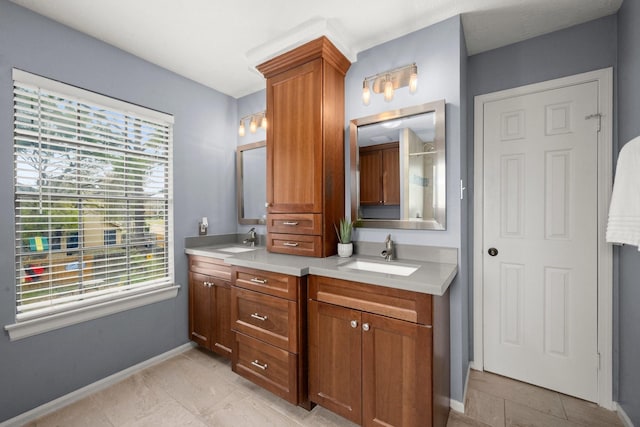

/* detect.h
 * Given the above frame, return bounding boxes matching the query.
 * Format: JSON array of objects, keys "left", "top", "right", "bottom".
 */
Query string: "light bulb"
[
  {"left": 238, "top": 120, "right": 245, "bottom": 137},
  {"left": 383, "top": 75, "right": 394, "bottom": 102},
  {"left": 261, "top": 115, "right": 267, "bottom": 129},
  {"left": 362, "top": 80, "right": 371, "bottom": 105},
  {"left": 249, "top": 117, "right": 257, "bottom": 133},
  {"left": 409, "top": 64, "right": 418, "bottom": 94}
]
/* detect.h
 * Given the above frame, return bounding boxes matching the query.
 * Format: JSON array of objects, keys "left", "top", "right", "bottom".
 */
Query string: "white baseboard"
[
  {"left": 617, "top": 402, "right": 635, "bottom": 427},
  {"left": 0, "top": 342, "right": 196, "bottom": 427},
  {"left": 450, "top": 399, "right": 465, "bottom": 413},
  {"left": 450, "top": 363, "right": 472, "bottom": 414}
]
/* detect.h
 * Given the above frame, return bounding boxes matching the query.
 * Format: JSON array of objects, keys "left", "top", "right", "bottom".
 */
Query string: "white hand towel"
[{"left": 606, "top": 135, "right": 640, "bottom": 250}]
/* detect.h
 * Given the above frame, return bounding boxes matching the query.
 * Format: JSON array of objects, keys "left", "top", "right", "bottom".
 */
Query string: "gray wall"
[
  {"left": 0, "top": 1, "right": 238, "bottom": 421},
  {"left": 616, "top": 0, "right": 640, "bottom": 423},
  {"left": 467, "top": 15, "right": 617, "bottom": 97},
  {"left": 345, "top": 16, "right": 468, "bottom": 402}
]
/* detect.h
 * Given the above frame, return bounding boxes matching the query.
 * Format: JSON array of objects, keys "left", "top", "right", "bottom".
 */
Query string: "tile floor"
[
  {"left": 25, "top": 347, "right": 623, "bottom": 427},
  {"left": 448, "top": 369, "right": 623, "bottom": 427}
]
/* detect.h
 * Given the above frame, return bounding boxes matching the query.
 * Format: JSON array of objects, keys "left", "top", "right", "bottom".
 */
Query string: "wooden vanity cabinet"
[
  {"left": 359, "top": 142, "right": 400, "bottom": 206},
  {"left": 230, "top": 266, "right": 309, "bottom": 408},
  {"left": 257, "top": 36, "right": 350, "bottom": 258},
  {"left": 308, "top": 275, "right": 450, "bottom": 427},
  {"left": 188, "top": 255, "right": 233, "bottom": 359}
]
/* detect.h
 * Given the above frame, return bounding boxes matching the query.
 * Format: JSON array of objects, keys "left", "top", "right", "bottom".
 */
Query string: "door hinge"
[
  {"left": 596, "top": 352, "right": 601, "bottom": 370},
  {"left": 460, "top": 180, "right": 466, "bottom": 200},
  {"left": 585, "top": 113, "right": 602, "bottom": 132}
]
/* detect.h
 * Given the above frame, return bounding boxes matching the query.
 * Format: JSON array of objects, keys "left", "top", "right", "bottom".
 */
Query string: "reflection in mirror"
[
  {"left": 237, "top": 141, "right": 266, "bottom": 225},
  {"left": 350, "top": 100, "right": 446, "bottom": 230}
]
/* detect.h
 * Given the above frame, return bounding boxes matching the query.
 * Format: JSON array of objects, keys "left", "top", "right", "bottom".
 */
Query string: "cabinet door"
[
  {"left": 359, "top": 149, "right": 382, "bottom": 205},
  {"left": 362, "top": 312, "right": 432, "bottom": 427},
  {"left": 211, "top": 280, "right": 233, "bottom": 358},
  {"left": 308, "top": 301, "right": 362, "bottom": 425},
  {"left": 266, "top": 59, "right": 323, "bottom": 213},
  {"left": 189, "top": 272, "right": 212, "bottom": 348},
  {"left": 382, "top": 147, "right": 400, "bottom": 205}
]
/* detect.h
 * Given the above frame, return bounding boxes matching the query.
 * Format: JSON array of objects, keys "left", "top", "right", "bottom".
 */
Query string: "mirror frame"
[
  {"left": 236, "top": 140, "right": 266, "bottom": 225},
  {"left": 350, "top": 99, "right": 446, "bottom": 230}
]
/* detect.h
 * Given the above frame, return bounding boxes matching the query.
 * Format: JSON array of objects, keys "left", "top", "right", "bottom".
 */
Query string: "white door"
[{"left": 482, "top": 81, "right": 599, "bottom": 401}]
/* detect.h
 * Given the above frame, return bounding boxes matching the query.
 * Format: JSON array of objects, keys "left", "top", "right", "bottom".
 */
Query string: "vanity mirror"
[
  {"left": 350, "top": 100, "right": 446, "bottom": 230},
  {"left": 236, "top": 141, "right": 266, "bottom": 224}
]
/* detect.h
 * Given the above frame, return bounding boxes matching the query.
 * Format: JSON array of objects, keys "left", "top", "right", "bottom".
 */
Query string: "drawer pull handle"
[
  {"left": 250, "top": 313, "right": 268, "bottom": 321},
  {"left": 282, "top": 221, "right": 299, "bottom": 226},
  {"left": 283, "top": 242, "right": 299, "bottom": 247},
  {"left": 251, "top": 360, "right": 268, "bottom": 370},
  {"left": 250, "top": 278, "right": 268, "bottom": 284}
]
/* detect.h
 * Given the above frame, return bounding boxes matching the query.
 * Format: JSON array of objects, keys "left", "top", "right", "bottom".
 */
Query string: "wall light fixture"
[
  {"left": 238, "top": 111, "right": 267, "bottom": 136},
  {"left": 362, "top": 63, "right": 418, "bottom": 105}
]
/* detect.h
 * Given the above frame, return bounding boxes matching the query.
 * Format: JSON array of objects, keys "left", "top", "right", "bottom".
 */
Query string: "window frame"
[{"left": 5, "top": 69, "right": 178, "bottom": 341}]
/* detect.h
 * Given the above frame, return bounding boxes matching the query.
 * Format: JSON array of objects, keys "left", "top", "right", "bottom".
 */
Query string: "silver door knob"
[
  {"left": 362, "top": 323, "right": 370, "bottom": 332},
  {"left": 350, "top": 320, "right": 358, "bottom": 328}
]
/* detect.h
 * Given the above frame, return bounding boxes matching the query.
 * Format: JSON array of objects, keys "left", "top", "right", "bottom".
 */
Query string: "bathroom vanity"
[
  {"left": 187, "top": 255, "right": 233, "bottom": 359},
  {"left": 185, "top": 241, "right": 455, "bottom": 427}
]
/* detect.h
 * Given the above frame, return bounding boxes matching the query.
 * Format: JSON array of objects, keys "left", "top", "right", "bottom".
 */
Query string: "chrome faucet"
[
  {"left": 381, "top": 234, "right": 394, "bottom": 261},
  {"left": 243, "top": 227, "right": 257, "bottom": 247}
]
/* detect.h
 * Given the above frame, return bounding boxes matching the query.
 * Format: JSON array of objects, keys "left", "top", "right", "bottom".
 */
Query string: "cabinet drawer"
[
  {"left": 189, "top": 255, "right": 231, "bottom": 280},
  {"left": 309, "top": 275, "right": 433, "bottom": 325},
  {"left": 233, "top": 266, "right": 298, "bottom": 300},
  {"left": 231, "top": 287, "right": 298, "bottom": 353},
  {"left": 267, "top": 213, "right": 322, "bottom": 235},
  {"left": 233, "top": 332, "right": 297, "bottom": 404},
  {"left": 267, "top": 233, "right": 322, "bottom": 258}
]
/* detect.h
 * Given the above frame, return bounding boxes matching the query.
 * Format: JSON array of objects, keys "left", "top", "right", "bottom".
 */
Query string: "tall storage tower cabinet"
[{"left": 257, "top": 37, "right": 351, "bottom": 258}]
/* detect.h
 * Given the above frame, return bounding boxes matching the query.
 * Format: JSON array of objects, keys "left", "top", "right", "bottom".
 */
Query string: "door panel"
[
  {"left": 308, "top": 301, "right": 362, "bottom": 424},
  {"left": 267, "top": 59, "right": 322, "bottom": 213},
  {"left": 212, "top": 281, "right": 232, "bottom": 357},
  {"left": 483, "top": 81, "right": 599, "bottom": 401},
  {"left": 189, "top": 272, "right": 211, "bottom": 347},
  {"left": 362, "top": 312, "right": 432, "bottom": 427},
  {"left": 382, "top": 147, "right": 400, "bottom": 205}
]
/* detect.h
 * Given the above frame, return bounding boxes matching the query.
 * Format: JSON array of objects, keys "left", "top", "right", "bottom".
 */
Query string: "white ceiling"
[{"left": 10, "top": 0, "right": 622, "bottom": 99}]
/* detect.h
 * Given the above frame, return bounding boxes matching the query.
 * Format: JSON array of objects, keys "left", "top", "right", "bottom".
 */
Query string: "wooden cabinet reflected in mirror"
[
  {"left": 236, "top": 141, "right": 266, "bottom": 225},
  {"left": 350, "top": 100, "right": 446, "bottom": 230}
]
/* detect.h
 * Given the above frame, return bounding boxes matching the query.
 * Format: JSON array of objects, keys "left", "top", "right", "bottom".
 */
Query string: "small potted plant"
[{"left": 335, "top": 218, "right": 353, "bottom": 257}]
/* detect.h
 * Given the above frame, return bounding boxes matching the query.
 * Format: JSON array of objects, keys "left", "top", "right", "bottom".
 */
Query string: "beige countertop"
[{"left": 185, "top": 244, "right": 457, "bottom": 296}]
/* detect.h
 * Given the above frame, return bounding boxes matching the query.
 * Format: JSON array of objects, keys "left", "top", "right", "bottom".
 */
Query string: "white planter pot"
[{"left": 337, "top": 242, "right": 353, "bottom": 258}]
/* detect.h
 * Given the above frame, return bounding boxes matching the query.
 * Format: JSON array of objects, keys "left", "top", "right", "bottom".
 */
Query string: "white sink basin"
[
  {"left": 217, "top": 246, "right": 256, "bottom": 253},
  {"left": 342, "top": 260, "right": 419, "bottom": 276}
]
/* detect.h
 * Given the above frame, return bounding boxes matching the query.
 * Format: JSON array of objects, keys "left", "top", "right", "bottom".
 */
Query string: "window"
[
  {"left": 104, "top": 229, "right": 116, "bottom": 246},
  {"left": 6, "top": 69, "right": 177, "bottom": 340}
]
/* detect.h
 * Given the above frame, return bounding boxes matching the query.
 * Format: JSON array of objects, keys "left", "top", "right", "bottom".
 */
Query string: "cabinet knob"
[
  {"left": 350, "top": 320, "right": 358, "bottom": 328},
  {"left": 362, "top": 323, "right": 370, "bottom": 332}
]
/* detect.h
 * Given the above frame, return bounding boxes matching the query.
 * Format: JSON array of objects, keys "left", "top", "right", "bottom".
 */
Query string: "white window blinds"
[{"left": 13, "top": 69, "right": 174, "bottom": 322}]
